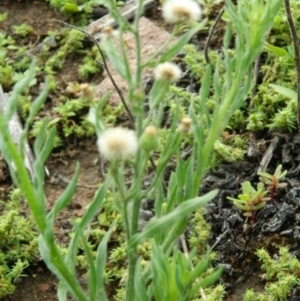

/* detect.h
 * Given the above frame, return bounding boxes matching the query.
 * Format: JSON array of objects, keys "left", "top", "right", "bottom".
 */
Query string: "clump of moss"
[
  {"left": 0, "top": 189, "right": 39, "bottom": 298},
  {"left": 243, "top": 247, "right": 300, "bottom": 301}
]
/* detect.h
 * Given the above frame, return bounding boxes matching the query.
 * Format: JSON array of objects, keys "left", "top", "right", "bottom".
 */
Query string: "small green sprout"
[
  {"left": 228, "top": 165, "right": 287, "bottom": 222},
  {"left": 258, "top": 164, "right": 287, "bottom": 200},
  {"left": 227, "top": 181, "right": 271, "bottom": 220},
  {"left": 0, "top": 12, "right": 7, "bottom": 23},
  {"left": 12, "top": 24, "right": 34, "bottom": 38}
]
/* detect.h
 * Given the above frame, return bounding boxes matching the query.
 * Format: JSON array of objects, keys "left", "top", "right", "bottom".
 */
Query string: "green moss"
[
  {"left": 243, "top": 247, "right": 300, "bottom": 301},
  {"left": 0, "top": 189, "right": 39, "bottom": 298}
]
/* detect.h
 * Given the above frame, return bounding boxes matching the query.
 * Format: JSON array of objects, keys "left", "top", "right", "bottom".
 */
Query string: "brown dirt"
[
  {"left": 3, "top": 262, "right": 58, "bottom": 301},
  {"left": 0, "top": 1, "right": 104, "bottom": 300},
  {"left": 0, "top": 0, "right": 62, "bottom": 46},
  {"left": 2, "top": 141, "right": 102, "bottom": 301}
]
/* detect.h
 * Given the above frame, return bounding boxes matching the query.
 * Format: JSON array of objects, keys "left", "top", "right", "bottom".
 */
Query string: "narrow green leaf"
[
  {"left": 265, "top": 42, "right": 290, "bottom": 57},
  {"left": 269, "top": 84, "right": 297, "bottom": 101},
  {"left": 25, "top": 77, "right": 49, "bottom": 131},
  {"left": 176, "top": 156, "right": 185, "bottom": 188},
  {"left": 159, "top": 21, "right": 206, "bottom": 62},
  {"left": 47, "top": 163, "right": 79, "bottom": 225},
  {"left": 13, "top": 59, "right": 36, "bottom": 93},
  {"left": 184, "top": 157, "right": 194, "bottom": 200},
  {"left": 36, "top": 126, "right": 56, "bottom": 165},
  {"left": 135, "top": 259, "right": 149, "bottom": 301},
  {"left": 77, "top": 226, "right": 97, "bottom": 301},
  {"left": 63, "top": 183, "right": 106, "bottom": 276},
  {"left": 79, "top": 182, "right": 107, "bottom": 229},
  {"left": 174, "top": 265, "right": 185, "bottom": 295},
  {"left": 190, "top": 254, "right": 210, "bottom": 280},
  {"left": 199, "top": 64, "right": 212, "bottom": 116},
  {"left": 197, "top": 266, "right": 224, "bottom": 287},
  {"left": 33, "top": 118, "right": 48, "bottom": 156},
  {"left": 57, "top": 282, "right": 68, "bottom": 301},
  {"left": 129, "top": 190, "right": 218, "bottom": 248},
  {"left": 96, "top": 222, "right": 116, "bottom": 301},
  {"left": 166, "top": 173, "right": 178, "bottom": 214}
]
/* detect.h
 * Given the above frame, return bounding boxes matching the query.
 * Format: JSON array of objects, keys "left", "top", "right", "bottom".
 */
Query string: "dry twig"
[
  {"left": 204, "top": 6, "right": 225, "bottom": 65},
  {"left": 257, "top": 136, "right": 280, "bottom": 173},
  {"left": 53, "top": 19, "right": 135, "bottom": 124},
  {"left": 52, "top": 18, "right": 162, "bottom": 184}
]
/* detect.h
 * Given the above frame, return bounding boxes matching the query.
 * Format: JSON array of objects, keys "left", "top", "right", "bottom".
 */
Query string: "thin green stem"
[
  {"left": 126, "top": 252, "right": 138, "bottom": 301},
  {"left": 125, "top": 153, "right": 148, "bottom": 301},
  {"left": 111, "top": 161, "right": 130, "bottom": 239},
  {"left": 134, "top": 0, "right": 144, "bottom": 88},
  {"left": 119, "top": 28, "right": 134, "bottom": 87}
]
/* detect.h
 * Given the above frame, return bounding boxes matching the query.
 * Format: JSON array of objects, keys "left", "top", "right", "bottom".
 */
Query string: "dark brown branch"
[
  {"left": 52, "top": 19, "right": 136, "bottom": 125},
  {"left": 52, "top": 19, "right": 160, "bottom": 177},
  {"left": 284, "top": 0, "right": 300, "bottom": 131},
  {"left": 204, "top": 6, "right": 225, "bottom": 65}
]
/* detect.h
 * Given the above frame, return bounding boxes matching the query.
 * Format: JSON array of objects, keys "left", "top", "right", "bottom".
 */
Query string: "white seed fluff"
[
  {"left": 154, "top": 62, "right": 182, "bottom": 83},
  {"left": 97, "top": 127, "right": 138, "bottom": 161},
  {"left": 162, "top": 0, "right": 202, "bottom": 24}
]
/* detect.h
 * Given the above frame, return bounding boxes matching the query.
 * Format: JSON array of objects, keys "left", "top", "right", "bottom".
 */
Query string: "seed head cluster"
[
  {"left": 154, "top": 62, "right": 182, "bottom": 83},
  {"left": 162, "top": 0, "right": 202, "bottom": 24},
  {"left": 97, "top": 127, "right": 138, "bottom": 161}
]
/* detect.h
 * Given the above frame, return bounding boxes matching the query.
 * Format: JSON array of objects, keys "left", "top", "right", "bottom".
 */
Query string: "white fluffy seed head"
[
  {"left": 162, "top": 0, "right": 202, "bottom": 24},
  {"left": 154, "top": 62, "right": 182, "bottom": 83},
  {"left": 97, "top": 127, "right": 138, "bottom": 161}
]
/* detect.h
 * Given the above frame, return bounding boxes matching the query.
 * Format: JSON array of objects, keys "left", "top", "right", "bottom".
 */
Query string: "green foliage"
[
  {"left": 258, "top": 164, "right": 287, "bottom": 191},
  {"left": 243, "top": 247, "right": 300, "bottom": 301},
  {"left": 12, "top": 24, "right": 34, "bottom": 38},
  {"left": 29, "top": 96, "right": 95, "bottom": 144},
  {"left": 213, "top": 139, "right": 246, "bottom": 163},
  {"left": 270, "top": 1, "right": 300, "bottom": 45},
  {"left": 0, "top": 12, "right": 7, "bottom": 23},
  {"left": 228, "top": 165, "right": 287, "bottom": 219},
  {"left": 0, "top": 0, "right": 289, "bottom": 301},
  {"left": 0, "top": 63, "right": 14, "bottom": 89},
  {"left": 0, "top": 17, "right": 105, "bottom": 142},
  {"left": 268, "top": 106, "right": 297, "bottom": 132},
  {"left": 183, "top": 44, "right": 214, "bottom": 80},
  {"left": 79, "top": 45, "right": 103, "bottom": 79},
  {"left": 193, "top": 284, "right": 225, "bottom": 301},
  {"left": 227, "top": 181, "right": 270, "bottom": 218},
  {"left": 46, "top": 0, "right": 124, "bottom": 24},
  {"left": 0, "top": 189, "right": 39, "bottom": 298},
  {"left": 197, "top": 0, "right": 224, "bottom": 16},
  {"left": 192, "top": 1, "right": 300, "bottom": 134}
]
